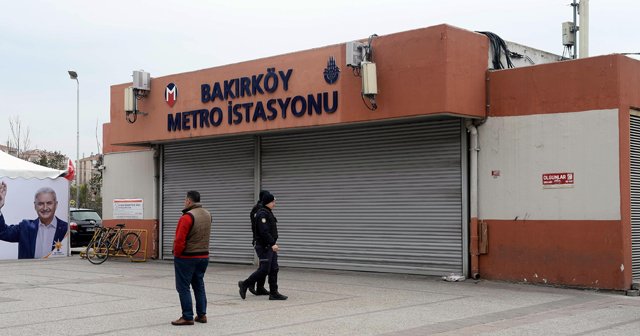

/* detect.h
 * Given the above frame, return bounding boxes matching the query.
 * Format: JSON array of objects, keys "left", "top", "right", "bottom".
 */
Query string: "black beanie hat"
[
  {"left": 260, "top": 191, "right": 275, "bottom": 205},
  {"left": 258, "top": 190, "right": 268, "bottom": 202}
]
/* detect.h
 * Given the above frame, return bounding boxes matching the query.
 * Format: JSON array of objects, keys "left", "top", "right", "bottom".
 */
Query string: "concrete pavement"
[{"left": 0, "top": 257, "right": 639, "bottom": 335}]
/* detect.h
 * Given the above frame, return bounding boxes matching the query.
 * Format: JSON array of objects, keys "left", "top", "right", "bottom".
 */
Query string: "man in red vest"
[{"left": 171, "top": 190, "right": 212, "bottom": 326}]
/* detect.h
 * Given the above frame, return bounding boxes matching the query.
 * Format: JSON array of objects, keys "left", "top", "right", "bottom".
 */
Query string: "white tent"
[{"left": 0, "top": 150, "right": 65, "bottom": 179}]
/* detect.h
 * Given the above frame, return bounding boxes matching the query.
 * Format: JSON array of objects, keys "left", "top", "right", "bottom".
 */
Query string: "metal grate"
[
  {"left": 261, "top": 119, "right": 465, "bottom": 275},
  {"left": 630, "top": 114, "right": 640, "bottom": 280},
  {"left": 162, "top": 136, "right": 256, "bottom": 262}
]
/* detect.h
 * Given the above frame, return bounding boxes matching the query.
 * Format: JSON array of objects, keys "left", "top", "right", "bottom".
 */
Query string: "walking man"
[
  {"left": 172, "top": 191, "right": 212, "bottom": 326},
  {"left": 248, "top": 190, "right": 269, "bottom": 296},
  {"left": 238, "top": 190, "right": 288, "bottom": 300}
]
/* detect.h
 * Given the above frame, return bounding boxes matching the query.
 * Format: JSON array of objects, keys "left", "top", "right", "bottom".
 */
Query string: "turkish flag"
[{"left": 64, "top": 159, "right": 75, "bottom": 181}]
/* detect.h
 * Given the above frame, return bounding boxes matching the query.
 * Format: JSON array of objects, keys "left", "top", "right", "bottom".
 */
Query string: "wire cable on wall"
[
  {"left": 508, "top": 51, "right": 535, "bottom": 65},
  {"left": 126, "top": 111, "right": 137, "bottom": 124},
  {"left": 362, "top": 34, "right": 378, "bottom": 111},
  {"left": 476, "top": 31, "right": 515, "bottom": 69},
  {"left": 347, "top": 34, "right": 378, "bottom": 111}
]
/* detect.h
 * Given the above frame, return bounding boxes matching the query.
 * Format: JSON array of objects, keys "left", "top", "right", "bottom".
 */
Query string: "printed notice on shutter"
[
  {"left": 113, "top": 199, "right": 144, "bottom": 219},
  {"left": 542, "top": 172, "right": 574, "bottom": 189}
]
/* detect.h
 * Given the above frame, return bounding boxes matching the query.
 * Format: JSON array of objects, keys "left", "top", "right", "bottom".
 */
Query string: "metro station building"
[{"left": 102, "top": 24, "right": 640, "bottom": 290}]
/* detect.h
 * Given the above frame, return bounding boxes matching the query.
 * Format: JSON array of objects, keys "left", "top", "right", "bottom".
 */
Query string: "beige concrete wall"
[
  {"left": 102, "top": 149, "right": 156, "bottom": 220},
  {"left": 478, "top": 109, "right": 620, "bottom": 220}
]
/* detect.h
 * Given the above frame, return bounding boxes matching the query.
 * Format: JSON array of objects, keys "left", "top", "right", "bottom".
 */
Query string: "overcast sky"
[{"left": 1, "top": 0, "right": 638, "bottom": 160}]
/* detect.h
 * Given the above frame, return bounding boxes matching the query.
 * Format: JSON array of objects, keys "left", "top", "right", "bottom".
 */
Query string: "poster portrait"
[{"left": 0, "top": 177, "right": 70, "bottom": 260}]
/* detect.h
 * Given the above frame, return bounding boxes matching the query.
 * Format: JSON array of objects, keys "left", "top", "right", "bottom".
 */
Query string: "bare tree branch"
[
  {"left": 8, "top": 116, "right": 31, "bottom": 159},
  {"left": 95, "top": 118, "right": 102, "bottom": 154}
]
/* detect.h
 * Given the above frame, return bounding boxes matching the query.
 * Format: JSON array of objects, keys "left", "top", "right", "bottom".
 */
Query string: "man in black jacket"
[
  {"left": 238, "top": 191, "right": 287, "bottom": 300},
  {"left": 247, "top": 191, "right": 269, "bottom": 296}
]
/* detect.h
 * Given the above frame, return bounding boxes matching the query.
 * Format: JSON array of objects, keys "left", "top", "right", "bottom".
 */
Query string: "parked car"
[{"left": 69, "top": 208, "right": 102, "bottom": 247}]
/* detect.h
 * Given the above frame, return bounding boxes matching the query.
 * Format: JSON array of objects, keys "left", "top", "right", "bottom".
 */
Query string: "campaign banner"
[{"left": 0, "top": 178, "right": 70, "bottom": 260}]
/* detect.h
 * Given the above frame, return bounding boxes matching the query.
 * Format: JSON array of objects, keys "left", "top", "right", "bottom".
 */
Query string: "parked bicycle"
[{"left": 85, "top": 223, "right": 142, "bottom": 264}]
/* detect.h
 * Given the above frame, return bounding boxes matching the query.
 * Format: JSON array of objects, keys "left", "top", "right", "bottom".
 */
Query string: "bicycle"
[
  {"left": 86, "top": 223, "right": 142, "bottom": 264},
  {"left": 85, "top": 224, "right": 117, "bottom": 264}
]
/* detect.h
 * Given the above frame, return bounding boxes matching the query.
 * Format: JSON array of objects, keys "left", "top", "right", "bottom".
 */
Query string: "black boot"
[
  {"left": 251, "top": 277, "right": 267, "bottom": 295},
  {"left": 248, "top": 285, "right": 257, "bottom": 295},
  {"left": 269, "top": 291, "right": 288, "bottom": 300},
  {"left": 255, "top": 287, "right": 270, "bottom": 296},
  {"left": 238, "top": 281, "right": 248, "bottom": 300}
]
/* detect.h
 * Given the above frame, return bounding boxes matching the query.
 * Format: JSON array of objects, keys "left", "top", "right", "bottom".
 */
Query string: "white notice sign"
[{"left": 113, "top": 199, "right": 144, "bottom": 219}]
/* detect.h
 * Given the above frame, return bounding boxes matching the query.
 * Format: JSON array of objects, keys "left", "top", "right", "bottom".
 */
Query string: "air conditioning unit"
[
  {"left": 562, "top": 21, "right": 576, "bottom": 46},
  {"left": 346, "top": 41, "right": 365, "bottom": 67},
  {"left": 124, "top": 87, "right": 135, "bottom": 112},
  {"left": 361, "top": 61, "right": 377, "bottom": 95},
  {"left": 132, "top": 70, "right": 151, "bottom": 91}
]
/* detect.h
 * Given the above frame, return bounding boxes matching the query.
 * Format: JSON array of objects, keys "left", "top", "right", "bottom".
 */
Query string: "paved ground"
[{"left": 1, "top": 257, "right": 639, "bottom": 335}]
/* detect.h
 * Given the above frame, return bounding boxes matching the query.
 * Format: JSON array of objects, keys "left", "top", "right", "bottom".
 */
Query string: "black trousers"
[{"left": 245, "top": 244, "right": 279, "bottom": 292}]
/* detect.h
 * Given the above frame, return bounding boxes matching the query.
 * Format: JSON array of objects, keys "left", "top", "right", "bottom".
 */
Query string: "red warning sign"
[{"left": 542, "top": 172, "right": 574, "bottom": 185}]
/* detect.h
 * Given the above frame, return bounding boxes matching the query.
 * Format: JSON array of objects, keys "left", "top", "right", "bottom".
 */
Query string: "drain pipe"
[{"left": 465, "top": 120, "right": 480, "bottom": 280}]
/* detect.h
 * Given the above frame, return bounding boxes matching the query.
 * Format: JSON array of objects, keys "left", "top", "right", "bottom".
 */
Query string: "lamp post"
[{"left": 68, "top": 70, "right": 79, "bottom": 209}]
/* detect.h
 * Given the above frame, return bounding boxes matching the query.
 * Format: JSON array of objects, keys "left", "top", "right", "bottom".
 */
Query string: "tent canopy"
[{"left": 0, "top": 150, "right": 65, "bottom": 179}]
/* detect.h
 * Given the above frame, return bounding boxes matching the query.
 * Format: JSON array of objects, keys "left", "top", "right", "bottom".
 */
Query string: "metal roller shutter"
[
  {"left": 162, "top": 137, "right": 255, "bottom": 262},
  {"left": 630, "top": 114, "right": 640, "bottom": 280},
  {"left": 261, "top": 119, "right": 465, "bottom": 275}
]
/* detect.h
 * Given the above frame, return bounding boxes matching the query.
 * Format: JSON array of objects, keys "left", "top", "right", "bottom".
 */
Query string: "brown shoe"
[
  {"left": 171, "top": 317, "right": 194, "bottom": 326},
  {"left": 194, "top": 315, "right": 207, "bottom": 323}
]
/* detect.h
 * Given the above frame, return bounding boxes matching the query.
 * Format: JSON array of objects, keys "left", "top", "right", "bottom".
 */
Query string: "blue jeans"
[{"left": 174, "top": 257, "right": 209, "bottom": 320}]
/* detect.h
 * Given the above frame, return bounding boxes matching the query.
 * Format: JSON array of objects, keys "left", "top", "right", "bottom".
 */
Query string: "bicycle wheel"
[
  {"left": 120, "top": 232, "right": 141, "bottom": 256},
  {"left": 87, "top": 239, "right": 110, "bottom": 264},
  {"left": 83, "top": 238, "right": 97, "bottom": 258}
]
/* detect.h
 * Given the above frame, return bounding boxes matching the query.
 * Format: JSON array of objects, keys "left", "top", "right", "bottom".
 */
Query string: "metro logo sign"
[
  {"left": 165, "top": 83, "right": 178, "bottom": 107},
  {"left": 542, "top": 172, "right": 574, "bottom": 186}
]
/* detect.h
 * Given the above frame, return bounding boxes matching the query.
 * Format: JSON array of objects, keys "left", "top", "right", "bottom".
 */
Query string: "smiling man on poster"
[{"left": 0, "top": 181, "right": 69, "bottom": 259}]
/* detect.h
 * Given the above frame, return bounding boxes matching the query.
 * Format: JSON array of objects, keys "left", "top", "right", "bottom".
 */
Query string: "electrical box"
[
  {"left": 132, "top": 70, "right": 151, "bottom": 91},
  {"left": 361, "top": 61, "right": 377, "bottom": 95},
  {"left": 346, "top": 41, "right": 365, "bottom": 67},
  {"left": 562, "top": 21, "right": 576, "bottom": 46},
  {"left": 124, "top": 87, "right": 135, "bottom": 112}
]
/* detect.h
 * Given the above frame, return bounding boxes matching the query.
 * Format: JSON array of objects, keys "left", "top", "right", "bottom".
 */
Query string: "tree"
[
  {"left": 70, "top": 154, "right": 103, "bottom": 215},
  {"left": 7, "top": 116, "right": 31, "bottom": 159},
  {"left": 35, "top": 150, "right": 67, "bottom": 170},
  {"left": 87, "top": 155, "right": 103, "bottom": 215},
  {"left": 35, "top": 155, "right": 49, "bottom": 168}
]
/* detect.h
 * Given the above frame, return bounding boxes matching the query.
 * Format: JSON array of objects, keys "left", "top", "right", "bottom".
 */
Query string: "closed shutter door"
[
  {"left": 261, "top": 119, "right": 464, "bottom": 275},
  {"left": 162, "top": 137, "right": 255, "bottom": 262},
  {"left": 630, "top": 114, "right": 640, "bottom": 280}
]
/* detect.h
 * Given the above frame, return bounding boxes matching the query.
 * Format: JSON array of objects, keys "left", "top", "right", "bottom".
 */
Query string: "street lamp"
[{"left": 68, "top": 70, "right": 79, "bottom": 209}]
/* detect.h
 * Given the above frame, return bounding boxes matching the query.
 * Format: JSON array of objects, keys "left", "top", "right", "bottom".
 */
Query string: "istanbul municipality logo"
[
  {"left": 165, "top": 83, "right": 178, "bottom": 107},
  {"left": 323, "top": 56, "right": 340, "bottom": 84}
]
